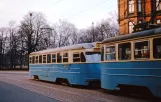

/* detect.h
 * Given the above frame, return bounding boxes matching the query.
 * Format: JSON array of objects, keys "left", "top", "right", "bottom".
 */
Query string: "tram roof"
[
  {"left": 102, "top": 27, "right": 161, "bottom": 43},
  {"left": 30, "top": 43, "right": 94, "bottom": 55}
]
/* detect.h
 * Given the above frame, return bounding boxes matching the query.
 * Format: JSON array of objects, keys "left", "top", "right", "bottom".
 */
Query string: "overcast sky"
[{"left": 0, "top": 0, "right": 117, "bottom": 29}]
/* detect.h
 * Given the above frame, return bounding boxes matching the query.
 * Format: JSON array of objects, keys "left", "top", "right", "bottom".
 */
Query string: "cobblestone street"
[{"left": 0, "top": 71, "right": 151, "bottom": 102}]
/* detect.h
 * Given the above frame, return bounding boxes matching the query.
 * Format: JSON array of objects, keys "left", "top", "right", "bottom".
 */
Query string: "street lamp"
[
  {"left": 92, "top": 22, "right": 95, "bottom": 42},
  {"left": 29, "top": 13, "right": 32, "bottom": 34},
  {"left": 30, "top": 13, "right": 32, "bottom": 17}
]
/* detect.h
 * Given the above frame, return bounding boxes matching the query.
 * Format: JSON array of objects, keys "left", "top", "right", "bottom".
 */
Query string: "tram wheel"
[
  {"left": 33, "top": 75, "right": 39, "bottom": 80},
  {"left": 56, "top": 78, "right": 70, "bottom": 86},
  {"left": 55, "top": 78, "right": 62, "bottom": 84}
]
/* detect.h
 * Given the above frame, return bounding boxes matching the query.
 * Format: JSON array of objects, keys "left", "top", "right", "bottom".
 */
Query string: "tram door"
[
  {"left": 85, "top": 52, "right": 101, "bottom": 76},
  {"left": 46, "top": 54, "right": 52, "bottom": 77}
]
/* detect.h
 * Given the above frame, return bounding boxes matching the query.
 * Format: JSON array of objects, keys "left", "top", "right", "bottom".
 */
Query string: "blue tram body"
[
  {"left": 29, "top": 43, "right": 101, "bottom": 86},
  {"left": 30, "top": 63, "right": 100, "bottom": 85},
  {"left": 101, "top": 28, "right": 161, "bottom": 98},
  {"left": 101, "top": 61, "right": 161, "bottom": 97}
]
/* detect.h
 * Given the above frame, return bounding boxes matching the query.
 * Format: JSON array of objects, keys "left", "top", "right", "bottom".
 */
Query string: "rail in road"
[{"left": 0, "top": 71, "right": 151, "bottom": 102}]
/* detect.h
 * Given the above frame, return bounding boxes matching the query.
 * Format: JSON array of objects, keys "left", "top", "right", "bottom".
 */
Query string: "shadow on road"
[{"left": 102, "top": 89, "right": 161, "bottom": 102}]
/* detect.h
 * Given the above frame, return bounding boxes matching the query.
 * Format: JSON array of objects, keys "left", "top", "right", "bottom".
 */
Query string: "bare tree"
[
  {"left": 7, "top": 21, "right": 19, "bottom": 69},
  {"left": 0, "top": 11, "right": 119, "bottom": 70},
  {"left": 18, "top": 12, "right": 49, "bottom": 69},
  {"left": 0, "top": 27, "right": 8, "bottom": 69},
  {"left": 78, "top": 12, "right": 119, "bottom": 43},
  {"left": 53, "top": 20, "right": 77, "bottom": 47},
  {"left": 78, "top": 29, "right": 93, "bottom": 43},
  {"left": 19, "top": 12, "right": 48, "bottom": 54}
]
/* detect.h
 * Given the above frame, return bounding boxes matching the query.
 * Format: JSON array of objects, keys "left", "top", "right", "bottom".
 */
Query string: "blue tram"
[
  {"left": 101, "top": 28, "right": 161, "bottom": 98},
  {"left": 29, "top": 43, "right": 101, "bottom": 86}
]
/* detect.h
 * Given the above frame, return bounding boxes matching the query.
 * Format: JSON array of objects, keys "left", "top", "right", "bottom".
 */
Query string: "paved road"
[
  {"left": 0, "top": 81, "right": 57, "bottom": 102},
  {"left": 0, "top": 71, "right": 151, "bottom": 102}
]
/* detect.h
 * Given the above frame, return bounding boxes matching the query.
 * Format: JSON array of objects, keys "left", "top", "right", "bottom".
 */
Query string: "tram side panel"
[
  {"left": 101, "top": 61, "right": 161, "bottom": 98},
  {"left": 29, "top": 63, "right": 100, "bottom": 85},
  {"left": 29, "top": 64, "right": 48, "bottom": 77}
]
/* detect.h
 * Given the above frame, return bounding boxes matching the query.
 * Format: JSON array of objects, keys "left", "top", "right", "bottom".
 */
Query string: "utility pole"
[
  {"left": 28, "top": 13, "right": 32, "bottom": 54},
  {"left": 101, "top": 24, "right": 105, "bottom": 41},
  {"left": 92, "top": 22, "right": 95, "bottom": 42},
  {"left": 28, "top": 13, "right": 32, "bottom": 69}
]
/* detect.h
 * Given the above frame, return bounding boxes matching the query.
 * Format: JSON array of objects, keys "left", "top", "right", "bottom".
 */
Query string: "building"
[{"left": 118, "top": 0, "right": 161, "bottom": 34}]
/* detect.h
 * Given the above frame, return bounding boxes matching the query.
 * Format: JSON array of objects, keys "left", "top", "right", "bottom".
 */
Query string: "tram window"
[
  {"left": 153, "top": 38, "right": 161, "bottom": 59},
  {"left": 32, "top": 56, "right": 35, "bottom": 64},
  {"left": 39, "top": 55, "right": 42, "bottom": 63},
  {"left": 47, "top": 54, "right": 51, "bottom": 63},
  {"left": 118, "top": 43, "right": 131, "bottom": 60},
  {"left": 106, "top": 46, "right": 116, "bottom": 60},
  {"left": 43, "top": 55, "right": 47, "bottom": 63},
  {"left": 73, "top": 53, "right": 80, "bottom": 62},
  {"left": 63, "top": 53, "right": 68, "bottom": 63},
  {"left": 86, "top": 52, "right": 100, "bottom": 55},
  {"left": 81, "top": 52, "right": 86, "bottom": 62},
  {"left": 57, "top": 53, "right": 62, "bottom": 63},
  {"left": 29, "top": 57, "right": 32, "bottom": 64},
  {"left": 134, "top": 41, "right": 149, "bottom": 59},
  {"left": 35, "top": 56, "right": 39, "bottom": 63},
  {"left": 52, "top": 54, "right": 56, "bottom": 63}
]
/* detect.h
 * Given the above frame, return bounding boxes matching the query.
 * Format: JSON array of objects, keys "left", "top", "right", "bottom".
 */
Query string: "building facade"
[{"left": 118, "top": 0, "right": 161, "bottom": 34}]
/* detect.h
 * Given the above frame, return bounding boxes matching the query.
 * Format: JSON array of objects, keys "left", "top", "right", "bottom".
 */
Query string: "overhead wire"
[
  {"left": 66, "top": 0, "right": 110, "bottom": 19},
  {"left": 53, "top": 0, "right": 65, "bottom": 5}
]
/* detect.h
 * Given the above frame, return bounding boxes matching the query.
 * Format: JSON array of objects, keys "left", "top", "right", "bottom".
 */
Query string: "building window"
[
  {"left": 138, "top": 0, "right": 141, "bottom": 12},
  {"left": 118, "top": 43, "right": 131, "bottom": 60},
  {"left": 129, "top": 0, "right": 134, "bottom": 13},
  {"left": 106, "top": 46, "right": 116, "bottom": 60},
  {"left": 129, "top": 21, "right": 134, "bottom": 33},
  {"left": 156, "top": 0, "right": 161, "bottom": 11},
  {"left": 39, "top": 55, "right": 42, "bottom": 63},
  {"left": 43, "top": 55, "right": 47, "bottom": 63},
  {"left": 138, "top": 20, "right": 142, "bottom": 30},
  {"left": 52, "top": 54, "right": 56, "bottom": 63},
  {"left": 63, "top": 52, "right": 68, "bottom": 63},
  {"left": 134, "top": 41, "right": 150, "bottom": 59},
  {"left": 156, "top": 19, "right": 161, "bottom": 24},
  {"left": 57, "top": 53, "right": 62, "bottom": 63},
  {"left": 47, "top": 54, "right": 51, "bottom": 63},
  {"left": 153, "top": 38, "right": 161, "bottom": 59}
]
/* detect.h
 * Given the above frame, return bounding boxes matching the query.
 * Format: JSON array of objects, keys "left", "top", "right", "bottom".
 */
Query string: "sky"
[{"left": 0, "top": 0, "right": 117, "bottom": 29}]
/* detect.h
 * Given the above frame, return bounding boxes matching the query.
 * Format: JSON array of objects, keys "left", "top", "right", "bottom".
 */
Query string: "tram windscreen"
[
  {"left": 81, "top": 52, "right": 86, "bottom": 62},
  {"left": 153, "top": 38, "right": 161, "bottom": 59},
  {"left": 85, "top": 52, "right": 101, "bottom": 62},
  {"left": 101, "top": 47, "right": 104, "bottom": 61}
]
